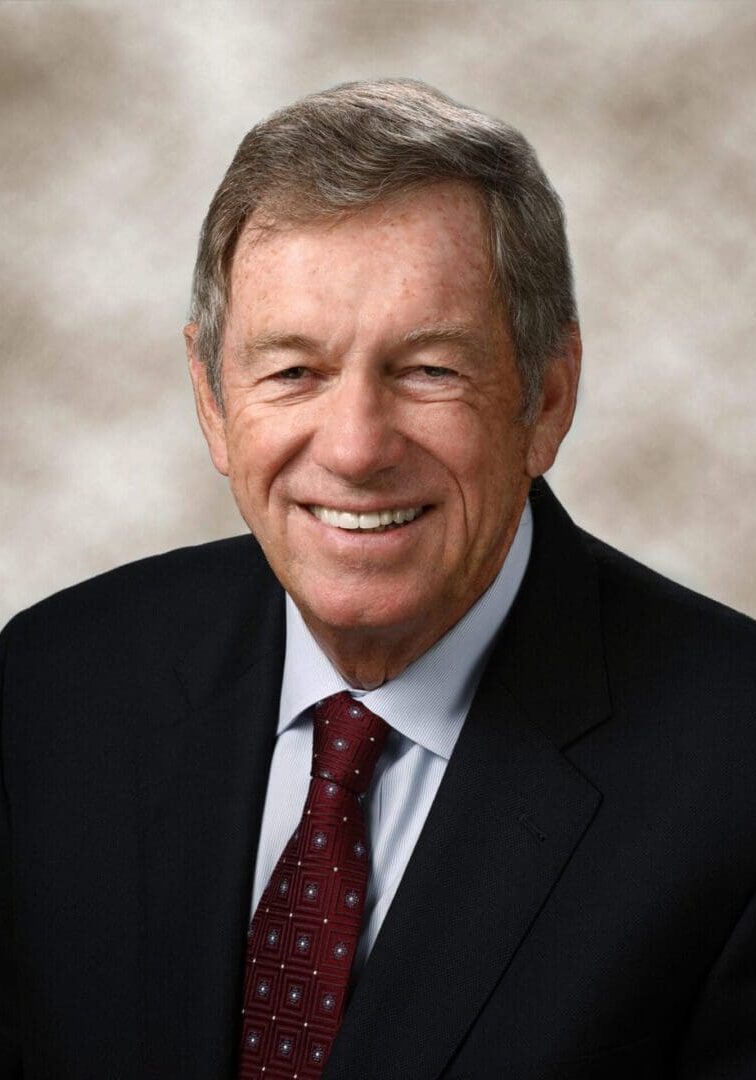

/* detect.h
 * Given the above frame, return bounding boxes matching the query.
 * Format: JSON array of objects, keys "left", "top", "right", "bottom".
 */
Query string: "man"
[{"left": 1, "top": 79, "right": 754, "bottom": 1080}]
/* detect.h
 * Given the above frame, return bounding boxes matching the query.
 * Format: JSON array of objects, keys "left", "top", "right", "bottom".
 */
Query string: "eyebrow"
[
  {"left": 399, "top": 323, "right": 483, "bottom": 350},
  {"left": 236, "top": 333, "right": 319, "bottom": 364},
  {"left": 236, "top": 322, "right": 484, "bottom": 365}
]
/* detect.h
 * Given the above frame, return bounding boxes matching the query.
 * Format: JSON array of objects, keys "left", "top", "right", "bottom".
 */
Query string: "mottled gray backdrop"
[{"left": 2, "top": 0, "right": 755, "bottom": 626}]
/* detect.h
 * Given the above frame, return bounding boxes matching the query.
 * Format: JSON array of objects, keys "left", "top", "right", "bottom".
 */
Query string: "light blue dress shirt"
[{"left": 251, "top": 500, "right": 533, "bottom": 975}]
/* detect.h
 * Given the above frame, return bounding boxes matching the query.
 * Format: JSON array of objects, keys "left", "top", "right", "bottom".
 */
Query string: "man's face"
[{"left": 189, "top": 182, "right": 574, "bottom": 653}]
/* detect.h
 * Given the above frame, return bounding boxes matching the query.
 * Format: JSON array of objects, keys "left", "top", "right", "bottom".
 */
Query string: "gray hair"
[{"left": 189, "top": 78, "right": 576, "bottom": 419}]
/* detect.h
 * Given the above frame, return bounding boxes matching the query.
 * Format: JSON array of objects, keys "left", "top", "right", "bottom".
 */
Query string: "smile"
[{"left": 307, "top": 505, "right": 425, "bottom": 532}]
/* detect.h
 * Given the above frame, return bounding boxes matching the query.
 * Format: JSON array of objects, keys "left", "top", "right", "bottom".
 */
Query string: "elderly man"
[{"left": 1, "top": 80, "right": 754, "bottom": 1080}]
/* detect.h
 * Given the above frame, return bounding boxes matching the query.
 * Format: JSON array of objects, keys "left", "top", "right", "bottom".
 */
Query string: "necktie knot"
[{"left": 312, "top": 691, "right": 389, "bottom": 795}]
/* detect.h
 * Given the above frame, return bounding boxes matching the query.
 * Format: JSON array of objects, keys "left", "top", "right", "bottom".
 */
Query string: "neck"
[{"left": 302, "top": 619, "right": 445, "bottom": 690}]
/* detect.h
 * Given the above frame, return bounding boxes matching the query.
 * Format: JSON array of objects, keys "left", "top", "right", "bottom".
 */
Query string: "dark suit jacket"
[{"left": 1, "top": 483, "right": 755, "bottom": 1079}]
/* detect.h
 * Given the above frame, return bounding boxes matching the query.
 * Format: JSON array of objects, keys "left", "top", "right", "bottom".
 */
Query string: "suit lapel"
[
  {"left": 325, "top": 682, "right": 601, "bottom": 1080},
  {"left": 139, "top": 559, "right": 285, "bottom": 1078},
  {"left": 324, "top": 482, "right": 610, "bottom": 1079}
]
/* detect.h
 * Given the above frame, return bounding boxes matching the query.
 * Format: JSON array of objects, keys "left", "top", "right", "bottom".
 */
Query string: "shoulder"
[
  {"left": 1, "top": 535, "right": 279, "bottom": 676},
  {"left": 582, "top": 527, "right": 754, "bottom": 644},
  {"left": 581, "top": 529, "right": 755, "bottom": 708}
]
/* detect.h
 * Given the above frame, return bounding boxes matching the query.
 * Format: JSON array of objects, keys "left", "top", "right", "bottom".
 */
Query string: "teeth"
[
  {"left": 309, "top": 506, "right": 424, "bottom": 531},
  {"left": 359, "top": 512, "right": 381, "bottom": 529}
]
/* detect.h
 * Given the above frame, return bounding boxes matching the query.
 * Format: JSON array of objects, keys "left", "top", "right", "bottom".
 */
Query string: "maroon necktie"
[{"left": 237, "top": 692, "right": 389, "bottom": 1079}]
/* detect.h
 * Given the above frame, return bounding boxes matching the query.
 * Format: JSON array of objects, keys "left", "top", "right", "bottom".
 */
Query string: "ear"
[
  {"left": 184, "top": 322, "right": 229, "bottom": 476},
  {"left": 525, "top": 322, "right": 582, "bottom": 479}
]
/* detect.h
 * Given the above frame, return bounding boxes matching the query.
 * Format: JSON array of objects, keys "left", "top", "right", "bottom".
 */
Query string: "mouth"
[{"left": 307, "top": 505, "right": 426, "bottom": 533}]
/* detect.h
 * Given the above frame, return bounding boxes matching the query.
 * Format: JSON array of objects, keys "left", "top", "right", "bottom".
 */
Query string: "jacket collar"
[{"left": 496, "top": 477, "right": 611, "bottom": 746}]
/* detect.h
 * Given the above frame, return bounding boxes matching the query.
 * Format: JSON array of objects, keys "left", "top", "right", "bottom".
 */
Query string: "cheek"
[
  {"left": 441, "top": 417, "right": 528, "bottom": 527},
  {"left": 427, "top": 412, "right": 515, "bottom": 492},
  {"left": 224, "top": 413, "right": 295, "bottom": 491}
]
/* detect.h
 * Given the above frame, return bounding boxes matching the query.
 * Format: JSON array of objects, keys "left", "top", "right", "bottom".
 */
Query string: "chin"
[{"left": 300, "top": 590, "right": 427, "bottom": 636}]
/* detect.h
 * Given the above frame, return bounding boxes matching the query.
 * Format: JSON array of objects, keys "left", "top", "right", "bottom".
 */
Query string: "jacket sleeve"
[
  {"left": 675, "top": 883, "right": 756, "bottom": 1079},
  {"left": 0, "top": 620, "right": 24, "bottom": 1077}
]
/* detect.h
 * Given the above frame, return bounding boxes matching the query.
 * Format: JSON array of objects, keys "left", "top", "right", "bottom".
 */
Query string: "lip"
[
  {"left": 302, "top": 502, "right": 429, "bottom": 515},
  {"left": 298, "top": 503, "right": 431, "bottom": 546}
]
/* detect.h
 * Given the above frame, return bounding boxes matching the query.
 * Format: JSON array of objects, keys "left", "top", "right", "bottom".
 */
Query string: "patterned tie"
[{"left": 238, "top": 692, "right": 390, "bottom": 1079}]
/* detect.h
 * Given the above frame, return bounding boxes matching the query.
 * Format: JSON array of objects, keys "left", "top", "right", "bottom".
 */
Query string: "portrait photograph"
[{"left": 1, "top": 3, "right": 755, "bottom": 1078}]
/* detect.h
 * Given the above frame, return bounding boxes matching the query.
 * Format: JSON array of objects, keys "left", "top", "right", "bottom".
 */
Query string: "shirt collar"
[{"left": 277, "top": 499, "right": 533, "bottom": 760}]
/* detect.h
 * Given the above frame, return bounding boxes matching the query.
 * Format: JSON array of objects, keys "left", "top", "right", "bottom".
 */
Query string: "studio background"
[{"left": 2, "top": 0, "right": 754, "bottom": 628}]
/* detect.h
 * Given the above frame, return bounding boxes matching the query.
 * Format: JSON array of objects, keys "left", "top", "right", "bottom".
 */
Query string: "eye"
[
  {"left": 273, "top": 366, "right": 310, "bottom": 381},
  {"left": 420, "top": 365, "right": 456, "bottom": 378},
  {"left": 398, "top": 363, "right": 463, "bottom": 397}
]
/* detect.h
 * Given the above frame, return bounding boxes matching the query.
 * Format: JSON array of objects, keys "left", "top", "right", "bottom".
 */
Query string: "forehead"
[{"left": 227, "top": 182, "right": 499, "bottom": 333}]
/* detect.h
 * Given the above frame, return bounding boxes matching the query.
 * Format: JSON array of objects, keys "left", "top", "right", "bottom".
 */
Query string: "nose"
[{"left": 311, "top": 372, "right": 405, "bottom": 484}]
